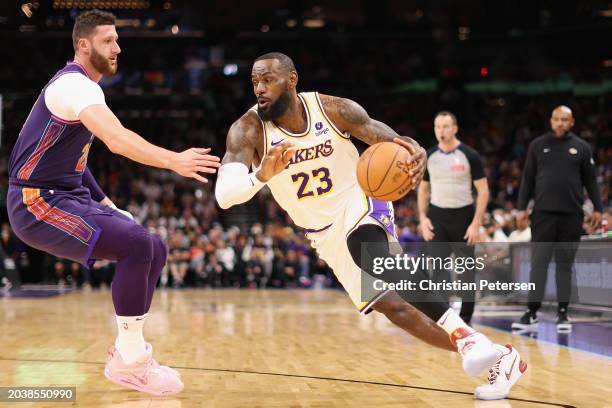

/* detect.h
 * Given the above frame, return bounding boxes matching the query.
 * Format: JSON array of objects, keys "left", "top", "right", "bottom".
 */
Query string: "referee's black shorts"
[{"left": 426, "top": 204, "right": 477, "bottom": 320}]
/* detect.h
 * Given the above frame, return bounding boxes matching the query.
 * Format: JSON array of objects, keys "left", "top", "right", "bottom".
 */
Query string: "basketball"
[{"left": 356, "top": 142, "right": 417, "bottom": 201}]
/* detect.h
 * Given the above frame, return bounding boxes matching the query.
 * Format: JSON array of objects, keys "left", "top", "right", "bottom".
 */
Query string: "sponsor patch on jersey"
[
  {"left": 315, "top": 122, "right": 330, "bottom": 136},
  {"left": 450, "top": 165, "right": 465, "bottom": 171}
]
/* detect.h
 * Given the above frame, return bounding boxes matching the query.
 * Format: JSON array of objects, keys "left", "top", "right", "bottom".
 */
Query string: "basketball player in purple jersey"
[{"left": 7, "top": 10, "right": 220, "bottom": 395}]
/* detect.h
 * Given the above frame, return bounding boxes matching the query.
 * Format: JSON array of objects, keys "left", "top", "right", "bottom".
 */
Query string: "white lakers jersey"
[{"left": 251, "top": 92, "right": 361, "bottom": 230}]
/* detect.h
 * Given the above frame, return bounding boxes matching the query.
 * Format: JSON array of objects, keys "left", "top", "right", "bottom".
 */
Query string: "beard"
[
  {"left": 91, "top": 47, "right": 116, "bottom": 76},
  {"left": 257, "top": 89, "right": 291, "bottom": 121}
]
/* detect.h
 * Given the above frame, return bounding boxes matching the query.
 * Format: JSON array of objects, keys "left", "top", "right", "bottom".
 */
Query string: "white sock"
[
  {"left": 437, "top": 308, "right": 475, "bottom": 344},
  {"left": 115, "top": 314, "right": 147, "bottom": 364}
]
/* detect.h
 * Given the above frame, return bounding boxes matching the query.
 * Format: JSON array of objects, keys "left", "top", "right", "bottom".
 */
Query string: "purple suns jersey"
[{"left": 8, "top": 62, "right": 96, "bottom": 190}]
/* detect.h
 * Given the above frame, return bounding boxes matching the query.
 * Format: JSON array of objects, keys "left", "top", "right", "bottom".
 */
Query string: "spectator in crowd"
[
  {"left": 508, "top": 213, "right": 532, "bottom": 242},
  {"left": 52, "top": 257, "right": 82, "bottom": 287},
  {"left": 202, "top": 253, "right": 227, "bottom": 288},
  {"left": 215, "top": 240, "right": 236, "bottom": 277},
  {"left": 168, "top": 230, "right": 191, "bottom": 288},
  {"left": 89, "top": 259, "right": 114, "bottom": 289}
]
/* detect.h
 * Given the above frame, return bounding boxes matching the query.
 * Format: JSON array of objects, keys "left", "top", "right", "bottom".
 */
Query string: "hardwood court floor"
[{"left": 0, "top": 289, "right": 610, "bottom": 408}]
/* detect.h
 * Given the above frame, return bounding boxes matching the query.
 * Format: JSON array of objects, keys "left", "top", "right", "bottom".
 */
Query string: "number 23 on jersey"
[{"left": 291, "top": 167, "right": 333, "bottom": 200}]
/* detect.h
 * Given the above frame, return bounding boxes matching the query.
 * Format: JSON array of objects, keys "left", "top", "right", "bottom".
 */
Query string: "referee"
[
  {"left": 513, "top": 105, "right": 602, "bottom": 333},
  {"left": 418, "top": 111, "right": 489, "bottom": 325}
]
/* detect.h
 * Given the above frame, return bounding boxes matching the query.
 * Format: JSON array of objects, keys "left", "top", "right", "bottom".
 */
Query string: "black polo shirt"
[{"left": 517, "top": 132, "right": 603, "bottom": 213}]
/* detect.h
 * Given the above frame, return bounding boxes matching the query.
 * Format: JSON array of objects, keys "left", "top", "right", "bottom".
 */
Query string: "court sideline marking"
[{"left": 0, "top": 356, "right": 575, "bottom": 407}]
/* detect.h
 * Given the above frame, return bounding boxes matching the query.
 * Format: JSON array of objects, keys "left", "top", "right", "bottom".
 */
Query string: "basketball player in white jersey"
[{"left": 215, "top": 53, "right": 525, "bottom": 399}]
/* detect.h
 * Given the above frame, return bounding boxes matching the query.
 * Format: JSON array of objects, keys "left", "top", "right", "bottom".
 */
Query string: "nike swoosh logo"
[
  {"left": 271, "top": 138, "right": 286, "bottom": 146},
  {"left": 123, "top": 374, "right": 148, "bottom": 386},
  {"left": 505, "top": 355, "right": 518, "bottom": 380}
]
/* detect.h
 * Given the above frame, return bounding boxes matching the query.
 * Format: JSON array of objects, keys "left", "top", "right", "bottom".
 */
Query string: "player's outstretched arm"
[
  {"left": 215, "top": 112, "right": 296, "bottom": 209},
  {"left": 319, "top": 94, "right": 426, "bottom": 185},
  {"left": 79, "top": 104, "right": 220, "bottom": 183}
]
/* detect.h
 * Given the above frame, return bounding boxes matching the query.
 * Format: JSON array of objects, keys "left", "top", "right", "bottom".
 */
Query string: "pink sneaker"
[
  {"left": 106, "top": 345, "right": 182, "bottom": 378},
  {"left": 104, "top": 344, "right": 184, "bottom": 395},
  {"left": 144, "top": 343, "right": 182, "bottom": 378}
]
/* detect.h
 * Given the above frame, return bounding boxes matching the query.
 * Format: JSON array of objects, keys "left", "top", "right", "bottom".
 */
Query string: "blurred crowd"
[
  {"left": 0, "top": 89, "right": 610, "bottom": 290},
  {"left": 0, "top": 8, "right": 610, "bottom": 289},
  {"left": 0, "top": 134, "right": 609, "bottom": 290}
]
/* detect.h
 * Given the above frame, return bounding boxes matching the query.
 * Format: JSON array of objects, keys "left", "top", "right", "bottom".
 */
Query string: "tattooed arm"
[
  {"left": 221, "top": 111, "right": 262, "bottom": 167},
  {"left": 320, "top": 94, "right": 427, "bottom": 186},
  {"left": 216, "top": 111, "right": 296, "bottom": 209},
  {"left": 215, "top": 112, "right": 263, "bottom": 209}
]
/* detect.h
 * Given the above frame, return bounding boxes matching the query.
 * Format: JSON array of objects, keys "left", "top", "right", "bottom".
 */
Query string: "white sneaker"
[
  {"left": 475, "top": 344, "right": 527, "bottom": 400},
  {"left": 457, "top": 332, "right": 502, "bottom": 377}
]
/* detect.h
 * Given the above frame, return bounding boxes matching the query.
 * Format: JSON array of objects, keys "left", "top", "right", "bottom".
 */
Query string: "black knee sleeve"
[{"left": 347, "top": 224, "right": 449, "bottom": 321}]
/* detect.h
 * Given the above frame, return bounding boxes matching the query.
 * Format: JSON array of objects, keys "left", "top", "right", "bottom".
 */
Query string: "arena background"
[
  {"left": 0, "top": 0, "right": 609, "bottom": 288},
  {"left": 0, "top": 2, "right": 611, "bottom": 406}
]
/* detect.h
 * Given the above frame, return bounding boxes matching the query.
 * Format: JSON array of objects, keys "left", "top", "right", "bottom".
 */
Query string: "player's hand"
[
  {"left": 589, "top": 211, "right": 602, "bottom": 230},
  {"left": 516, "top": 210, "right": 529, "bottom": 224},
  {"left": 100, "top": 197, "right": 136, "bottom": 221},
  {"left": 171, "top": 148, "right": 221, "bottom": 183},
  {"left": 420, "top": 216, "right": 435, "bottom": 241},
  {"left": 464, "top": 222, "right": 480, "bottom": 246},
  {"left": 255, "top": 141, "right": 298, "bottom": 182},
  {"left": 115, "top": 207, "right": 135, "bottom": 221},
  {"left": 393, "top": 137, "right": 426, "bottom": 190}
]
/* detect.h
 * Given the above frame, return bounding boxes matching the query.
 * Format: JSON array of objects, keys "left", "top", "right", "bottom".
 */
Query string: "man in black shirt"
[{"left": 513, "top": 105, "right": 603, "bottom": 333}]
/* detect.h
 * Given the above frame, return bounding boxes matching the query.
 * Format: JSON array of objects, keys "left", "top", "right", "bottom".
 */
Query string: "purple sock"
[
  {"left": 145, "top": 235, "right": 167, "bottom": 312},
  {"left": 90, "top": 216, "right": 153, "bottom": 316}
]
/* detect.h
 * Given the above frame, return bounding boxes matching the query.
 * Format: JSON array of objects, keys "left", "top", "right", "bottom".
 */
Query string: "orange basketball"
[{"left": 356, "top": 141, "right": 417, "bottom": 201}]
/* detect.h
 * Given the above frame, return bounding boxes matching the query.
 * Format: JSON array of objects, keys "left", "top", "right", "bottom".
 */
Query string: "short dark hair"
[
  {"left": 254, "top": 52, "right": 296, "bottom": 72},
  {"left": 72, "top": 9, "right": 116, "bottom": 52},
  {"left": 434, "top": 111, "right": 458, "bottom": 125}
]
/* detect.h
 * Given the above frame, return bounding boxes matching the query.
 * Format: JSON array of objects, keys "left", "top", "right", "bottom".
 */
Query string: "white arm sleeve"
[
  {"left": 44, "top": 73, "right": 106, "bottom": 121},
  {"left": 215, "top": 163, "right": 266, "bottom": 209}
]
